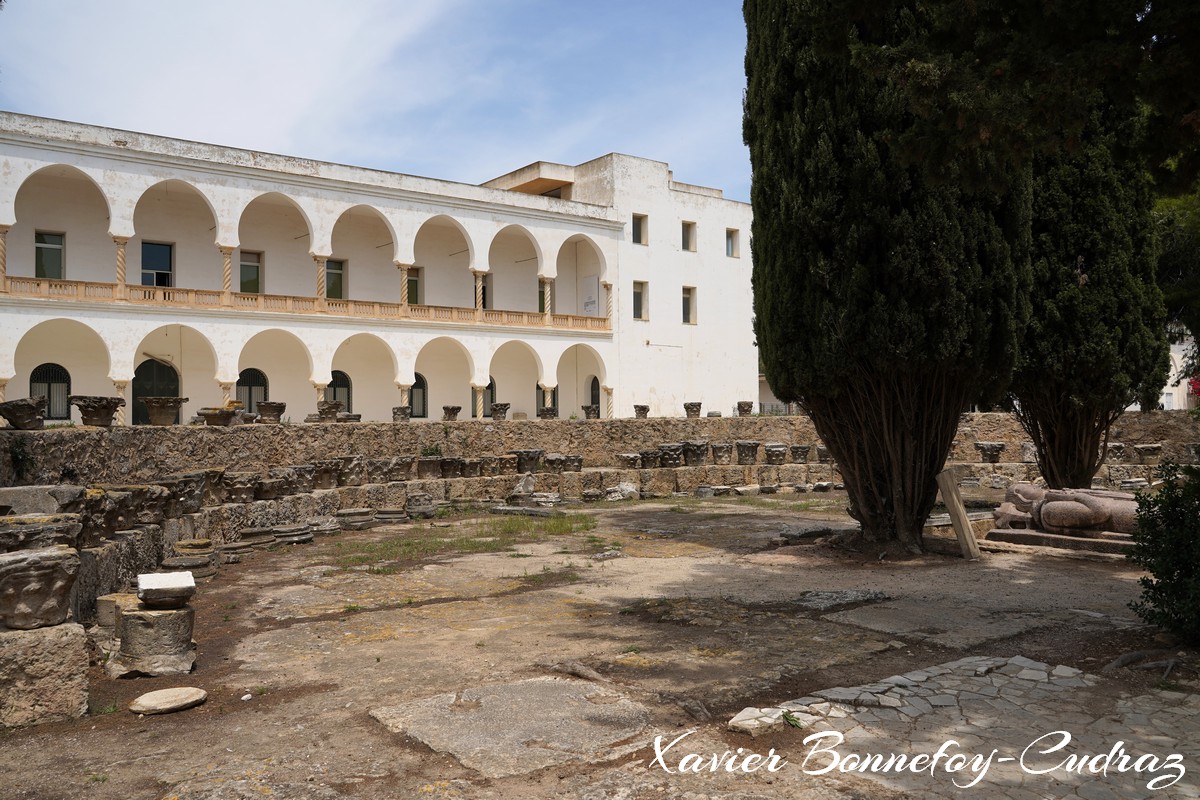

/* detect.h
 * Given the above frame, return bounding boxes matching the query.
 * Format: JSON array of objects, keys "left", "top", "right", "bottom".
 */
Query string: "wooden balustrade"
[{"left": 4, "top": 277, "right": 610, "bottom": 331}]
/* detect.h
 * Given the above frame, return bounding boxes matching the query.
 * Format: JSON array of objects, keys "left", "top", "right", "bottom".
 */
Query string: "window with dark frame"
[{"left": 34, "top": 232, "right": 65, "bottom": 279}]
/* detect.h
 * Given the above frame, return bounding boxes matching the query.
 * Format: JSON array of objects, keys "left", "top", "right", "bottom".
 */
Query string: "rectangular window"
[
  {"left": 633, "top": 280, "right": 648, "bottom": 320},
  {"left": 632, "top": 214, "right": 648, "bottom": 245},
  {"left": 141, "top": 242, "right": 174, "bottom": 287},
  {"left": 326, "top": 259, "right": 345, "bottom": 300},
  {"left": 481, "top": 273, "right": 493, "bottom": 309},
  {"left": 538, "top": 281, "right": 546, "bottom": 313},
  {"left": 726, "top": 228, "right": 740, "bottom": 258},
  {"left": 34, "top": 232, "right": 65, "bottom": 280},
  {"left": 682, "top": 221, "right": 696, "bottom": 252},
  {"left": 239, "top": 251, "right": 262, "bottom": 294},
  {"left": 407, "top": 267, "right": 421, "bottom": 305},
  {"left": 682, "top": 286, "right": 696, "bottom": 324}
]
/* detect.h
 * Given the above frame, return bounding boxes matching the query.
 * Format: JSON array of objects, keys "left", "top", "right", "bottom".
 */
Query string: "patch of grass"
[
  {"left": 508, "top": 552, "right": 533, "bottom": 558},
  {"left": 254, "top": 686, "right": 269, "bottom": 696},
  {"left": 90, "top": 702, "right": 118, "bottom": 715},
  {"left": 343, "top": 604, "right": 363, "bottom": 613},
  {"left": 331, "top": 514, "right": 596, "bottom": 572},
  {"left": 621, "top": 645, "right": 643, "bottom": 654},
  {"left": 666, "top": 504, "right": 692, "bottom": 513},
  {"left": 519, "top": 563, "right": 582, "bottom": 587},
  {"left": 89, "top": 773, "right": 108, "bottom": 783}
]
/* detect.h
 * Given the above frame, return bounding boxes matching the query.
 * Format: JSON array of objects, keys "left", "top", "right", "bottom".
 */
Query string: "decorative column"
[
  {"left": 472, "top": 384, "right": 484, "bottom": 419},
  {"left": 541, "top": 384, "right": 553, "bottom": 409},
  {"left": 398, "top": 384, "right": 411, "bottom": 407},
  {"left": 113, "top": 236, "right": 129, "bottom": 299},
  {"left": 314, "top": 255, "right": 328, "bottom": 310},
  {"left": 313, "top": 383, "right": 327, "bottom": 405},
  {"left": 219, "top": 382, "right": 235, "bottom": 405},
  {"left": 602, "top": 281, "right": 613, "bottom": 324},
  {"left": 0, "top": 378, "right": 7, "bottom": 404},
  {"left": 112, "top": 380, "right": 128, "bottom": 426},
  {"left": 541, "top": 278, "right": 554, "bottom": 324},
  {"left": 603, "top": 385, "right": 614, "bottom": 419},
  {"left": 220, "top": 246, "right": 234, "bottom": 306},
  {"left": 0, "top": 224, "right": 9, "bottom": 293},
  {"left": 396, "top": 262, "right": 411, "bottom": 315},
  {"left": 472, "top": 269, "right": 485, "bottom": 321}
]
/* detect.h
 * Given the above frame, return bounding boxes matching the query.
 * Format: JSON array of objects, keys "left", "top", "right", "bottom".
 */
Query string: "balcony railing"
[{"left": 3, "top": 277, "right": 611, "bottom": 332}]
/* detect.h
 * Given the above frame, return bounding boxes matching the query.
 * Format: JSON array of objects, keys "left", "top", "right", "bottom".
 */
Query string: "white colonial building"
[{"left": 0, "top": 113, "right": 757, "bottom": 425}]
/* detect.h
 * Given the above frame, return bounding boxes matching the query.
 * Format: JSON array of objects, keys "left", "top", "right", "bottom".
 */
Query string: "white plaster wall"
[
  {"left": 488, "top": 228, "right": 539, "bottom": 312},
  {"left": 238, "top": 196, "right": 315, "bottom": 297},
  {"left": 132, "top": 325, "right": 221, "bottom": 420},
  {"left": 10, "top": 169, "right": 113, "bottom": 283},
  {"left": 12, "top": 319, "right": 112, "bottom": 423},
  {"left": 132, "top": 181, "right": 221, "bottom": 290},
  {"left": 554, "top": 237, "right": 603, "bottom": 316},
  {"left": 237, "top": 330, "right": 316, "bottom": 422},
  {"left": 330, "top": 208, "right": 398, "bottom": 303},
  {"left": 489, "top": 341, "right": 541, "bottom": 418},
  {"left": 414, "top": 222, "right": 473, "bottom": 307},
  {"left": 331, "top": 333, "right": 398, "bottom": 421},
  {"left": 414, "top": 338, "right": 474, "bottom": 416},
  {"left": 602, "top": 155, "right": 757, "bottom": 416},
  {"left": 555, "top": 344, "right": 604, "bottom": 416}
]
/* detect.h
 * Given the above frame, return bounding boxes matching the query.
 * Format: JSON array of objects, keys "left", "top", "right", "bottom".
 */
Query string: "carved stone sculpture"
[
  {"left": 736, "top": 401, "right": 754, "bottom": 417},
  {"left": 392, "top": 405, "right": 412, "bottom": 422},
  {"left": 683, "top": 441, "right": 709, "bottom": 467},
  {"left": 140, "top": 397, "right": 188, "bottom": 426},
  {"left": 633, "top": 405, "right": 649, "bottom": 419},
  {"left": 0, "top": 546, "right": 80, "bottom": 629},
  {"left": 736, "top": 440, "right": 760, "bottom": 465},
  {"left": 196, "top": 407, "right": 235, "bottom": 427},
  {"left": 763, "top": 443, "right": 788, "bottom": 465},
  {"left": 581, "top": 404, "right": 600, "bottom": 420},
  {"left": 710, "top": 443, "right": 733, "bottom": 465},
  {"left": 790, "top": 444, "right": 811, "bottom": 464},
  {"left": 0, "top": 397, "right": 47, "bottom": 430},
  {"left": 993, "top": 483, "right": 1139, "bottom": 536},
  {"left": 442, "top": 405, "right": 461, "bottom": 421},
  {"left": 255, "top": 401, "right": 286, "bottom": 424},
  {"left": 0, "top": 515, "right": 83, "bottom": 553},
  {"left": 683, "top": 402, "right": 702, "bottom": 418},
  {"left": 68, "top": 395, "right": 124, "bottom": 428},
  {"left": 316, "top": 400, "right": 342, "bottom": 423},
  {"left": 489, "top": 402, "right": 510, "bottom": 421}
]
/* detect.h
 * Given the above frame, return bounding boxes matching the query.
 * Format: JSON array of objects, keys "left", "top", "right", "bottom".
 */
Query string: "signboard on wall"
[{"left": 583, "top": 277, "right": 599, "bottom": 315}]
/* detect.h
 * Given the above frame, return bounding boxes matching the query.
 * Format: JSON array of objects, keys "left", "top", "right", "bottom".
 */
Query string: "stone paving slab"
[
  {"left": 370, "top": 677, "right": 648, "bottom": 778},
  {"left": 731, "top": 656, "right": 1200, "bottom": 798},
  {"left": 822, "top": 602, "right": 1052, "bottom": 648}
]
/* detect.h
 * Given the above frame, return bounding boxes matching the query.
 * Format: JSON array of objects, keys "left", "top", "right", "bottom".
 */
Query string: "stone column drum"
[
  {"left": 736, "top": 440, "right": 760, "bottom": 465},
  {"left": 710, "top": 443, "right": 733, "bottom": 465},
  {"left": 107, "top": 605, "right": 196, "bottom": 677},
  {"left": 68, "top": 395, "right": 124, "bottom": 428},
  {"left": 255, "top": 401, "right": 286, "bottom": 424}
]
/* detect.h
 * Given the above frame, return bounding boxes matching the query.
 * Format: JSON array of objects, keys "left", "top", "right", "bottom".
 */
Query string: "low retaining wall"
[{"left": 0, "top": 412, "right": 1196, "bottom": 488}]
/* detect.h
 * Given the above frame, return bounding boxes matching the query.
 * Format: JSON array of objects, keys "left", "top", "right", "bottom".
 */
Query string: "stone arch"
[
  {"left": 10, "top": 165, "right": 114, "bottom": 284},
  {"left": 236, "top": 192, "right": 316, "bottom": 298},
  {"left": 413, "top": 215, "right": 474, "bottom": 308},
  {"left": 330, "top": 204, "right": 398, "bottom": 304},
  {"left": 487, "top": 224, "right": 541, "bottom": 312},
  {"left": 556, "top": 344, "right": 608, "bottom": 417},
  {"left": 414, "top": 337, "right": 474, "bottom": 416},
  {"left": 11, "top": 319, "right": 112, "bottom": 423},
  {"left": 236, "top": 328, "right": 315, "bottom": 421},
  {"left": 554, "top": 234, "right": 607, "bottom": 316},
  {"left": 330, "top": 332, "right": 398, "bottom": 422},
  {"left": 489, "top": 340, "right": 544, "bottom": 419},
  {"left": 133, "top": 179, "right": 222, "bottom": 290}
]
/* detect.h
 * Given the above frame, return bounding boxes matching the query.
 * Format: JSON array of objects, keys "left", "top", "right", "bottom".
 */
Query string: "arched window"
[
  {"left": 411, "top": 373, "right": 428, "bottom": 418},
  {"left": 30, "top": 363, "right": 71, "bottom": 420},
  {"left": 325, "top": 370, "right": 352, "bottom": 413},
  {"left": 473, "top": 377, "right": 497, "bottom": 418},
  {"left": 589, "top": 376, "right": 600, "bottom": 407},
  {"left": 131, "top": 359, "right": 180, "bottom": 425},
  {"left": 236, "top": 368, "right": 269, "bottom": 414}
]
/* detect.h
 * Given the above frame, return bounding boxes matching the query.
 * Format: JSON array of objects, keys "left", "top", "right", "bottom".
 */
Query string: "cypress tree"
[
  {"left": 1008, "top": 109, "right": 1170, "bottom": 489},
  {"left": 743, "top": 0, "right": 1031, "bottom": 552}
]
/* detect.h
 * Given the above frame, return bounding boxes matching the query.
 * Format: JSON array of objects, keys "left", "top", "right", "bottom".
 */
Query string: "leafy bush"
[{"left": 1129, "top": 463, "right": 1200, "bottom": 643}]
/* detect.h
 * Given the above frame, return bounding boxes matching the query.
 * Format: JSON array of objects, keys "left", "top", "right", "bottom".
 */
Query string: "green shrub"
[{"left": 1129, "top": 463, "right": 1200, "bottom": 643}]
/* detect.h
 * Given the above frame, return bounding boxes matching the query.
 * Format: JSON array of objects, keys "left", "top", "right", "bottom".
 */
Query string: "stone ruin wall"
[{"left": 0, "top": 411, "right": 1197, "bottom": 488}]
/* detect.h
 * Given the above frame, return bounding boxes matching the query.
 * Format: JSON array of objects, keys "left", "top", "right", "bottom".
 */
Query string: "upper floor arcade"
[{"left": 0, "top": 113, "right": 620, "bottom": 332}]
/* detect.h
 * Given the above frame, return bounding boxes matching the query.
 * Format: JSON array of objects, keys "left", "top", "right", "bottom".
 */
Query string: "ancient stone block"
[
  {"left": 763, "top": 443, "right": 787, "bottom": 465},
  {"left": 141, "top": 396, "right": 188, "bottom": 426},
  {"left": 639, "top": 450, "right": 661, "bottom": 469},
  {"left": 107, "top": 606, "right": 195, "bottom": 678},
  {"left": 510, "top": 449, "right": 544, "bottom": 473},
  {"left": 735, "top": 441, "right": 760, "bottom": 465},
  {"left": 790, "top": 444, "right": 811, "bottom": 464},
  {"left": 0, "top": 546, "right": 79, "bottom": 629},
  {"left": 616, "top": 453, "right": 641, "bottom": 468},
  {"left": 974, "top": 442, "right": 1006, "bottom": 464},
  {"left": 0, "top": 623, "right": 88, "bottom": 727},
  {"left": 543, "top": 454, "right": 566, "bottom": 474},
  {"left": 440, "top": 458, "right": 465, "bottom": 479},
  {"left": 682, "top": 441, "right": 708, "bottom": 467},
  {"left": 392, "top": 405, "right": 412, "bottom": 422},
  {"left": 406, "top": 491, "right": 436, "bottom": 519},
  {"left": 222, "top": 472, "right": 259, "bottom": 504},
  {"left": 633, "top": 405, "right": 649, "bottom": 419},
  {"left": 68, "top": 395, "right": 124, "bottom": 428},
  {"left": 254, "top": 401, "right": 286, "bottom": 424},
  {"left": 0, "top": 397, "right": 47, "bottom": 430},
  {"left": 0, "top": 514, "right": 83, "bottom": 553},
  {"left": 581, "top": 404, "right": 600, "bottom": 419},
  {"left": 710, "top": 443, "right": 733, "bottom": 465},
  {"left": 683, "top": 402, "right": 702, "bottom": 418},
  {"left": 442, "top": 405, "right": 462, "bottom": 421},
  {"left": 490, "top": 403, "right": 510, "bottom": 421},
  {"left": 497, "top": 455, "right": 518, "bottom": 475},
  {"left": 338, "top": 455, "right": 366, "bottom": 487},
  {"left": 311, "top": 460, "right": 341, "bottom": 490},
  {"left": 316, "top": 400, "right": 342, "bottom": 422}
]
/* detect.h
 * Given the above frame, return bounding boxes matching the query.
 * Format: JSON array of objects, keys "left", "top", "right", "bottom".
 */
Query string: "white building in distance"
[{"left": 0, "top": 113, "right": 757, "bottom": 425}]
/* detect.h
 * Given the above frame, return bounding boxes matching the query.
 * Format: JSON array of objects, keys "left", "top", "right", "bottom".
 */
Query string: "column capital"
[
  {"left": 311, "top": 253, "right": 329, "bottom": 264},
  {"left": 394, "top": 261, "right": 415, "bottom": 270},
  {"left": 601, "top": 280, "right": 612, "bottom": 289},
  {"left": 218, "top": 244, "right": 235, "bottom": 255},
  {"left": 0, "top": 223, "right": 10, "bottom": 234},
  {"left": 112, "top": 235, "right": 130, "bottom": 246},
  {"left": 470, "top": 268, "right": 488, "bottom": 277}
]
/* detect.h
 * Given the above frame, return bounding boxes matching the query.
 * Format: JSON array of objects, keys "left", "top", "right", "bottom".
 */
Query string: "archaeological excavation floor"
[{"left": 1, "top": 494, "right": 1196, "bottom": 800}]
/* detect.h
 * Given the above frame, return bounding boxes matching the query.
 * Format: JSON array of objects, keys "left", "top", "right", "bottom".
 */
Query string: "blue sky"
[{"left": 0, "top": 0, "right": 751, "bottom": 201}]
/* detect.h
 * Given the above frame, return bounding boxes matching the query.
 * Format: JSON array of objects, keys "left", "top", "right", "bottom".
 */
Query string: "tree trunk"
[
  {"left": 804, "top": 368, "right": 972, "bottom": 553},
  {"left": 1012, "top": 389, "right": 1122, "bottom": 488}
]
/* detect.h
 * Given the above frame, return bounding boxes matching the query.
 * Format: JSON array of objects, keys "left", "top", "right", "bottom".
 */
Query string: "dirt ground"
[{"left": 1, "top": 492, "right": 1194, "bottom": 800}]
